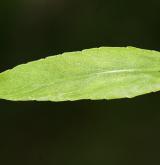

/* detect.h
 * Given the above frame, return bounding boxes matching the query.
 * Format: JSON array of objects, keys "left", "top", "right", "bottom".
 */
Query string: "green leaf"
[{"left": 0, "top": 46, "right": 160, "bottom": 101}]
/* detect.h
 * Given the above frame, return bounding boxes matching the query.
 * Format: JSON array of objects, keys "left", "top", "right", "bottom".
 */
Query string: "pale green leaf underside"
[{"left": 1, "top": 46, "right": 160, "bottom": 101}]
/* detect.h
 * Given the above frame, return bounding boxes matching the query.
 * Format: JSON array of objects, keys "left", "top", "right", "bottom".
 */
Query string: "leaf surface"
[{"left": 0, "top": 46, "right": 160, "bottom": 101}]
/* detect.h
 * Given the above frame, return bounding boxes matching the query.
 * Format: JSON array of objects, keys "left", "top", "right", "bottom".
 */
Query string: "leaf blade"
[{"left": 1, "top": 46, "right": 160, "bottom": 101}]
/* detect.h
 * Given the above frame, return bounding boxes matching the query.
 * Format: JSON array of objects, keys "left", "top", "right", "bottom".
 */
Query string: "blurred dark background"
[{"left": 0, "top": 0, "right": 160, "bottom": 164}]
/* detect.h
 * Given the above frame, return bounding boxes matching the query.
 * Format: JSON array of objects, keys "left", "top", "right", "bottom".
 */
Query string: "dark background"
[{"left": 0, "top": 0, "right": 160, "bottom": 165}]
